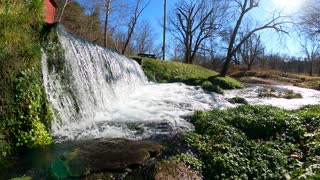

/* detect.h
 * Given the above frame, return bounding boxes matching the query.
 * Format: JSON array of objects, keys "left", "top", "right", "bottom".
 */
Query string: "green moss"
[
  {"left": 41, "top": 24, "right": 65, "bottom": 73},
  {"left": 208, "top": 76, "right": 244, "bottom": 89},
  {"left": 201, "top": 81, "right": 214, "bottom": 91},
  {"left": 9, "top": 176, "right": 32, "bottom": 180},
  {"left": 201, "top": 81, "right": 224, "bottom": 94},
  {"left": 187, "top": 105, "right": 320, "bottom": 179},
  {"left": 227, "top": 97, "right": 248, "bottom": 105}
]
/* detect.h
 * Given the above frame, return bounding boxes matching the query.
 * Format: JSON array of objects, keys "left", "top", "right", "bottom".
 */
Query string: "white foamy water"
[
  {"left": 52, "top": 83, "right": 231, "bottom": 141},
  {"left": 42, "top": 25, "right": 320, "bottom": 142},
  {"left": 224, "top": 85, "right": 320, "bottom": 109}
]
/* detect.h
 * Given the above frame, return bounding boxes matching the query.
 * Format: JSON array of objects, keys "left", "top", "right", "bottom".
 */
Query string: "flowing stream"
[
  {"left": 41, "top": 25, "right": 320, "bottom": 143},
  {"left": 2, "top": 25, "right": 320, "bottom": 179}
]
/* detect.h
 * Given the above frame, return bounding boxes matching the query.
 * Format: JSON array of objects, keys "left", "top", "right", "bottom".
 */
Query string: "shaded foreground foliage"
[
  {"left": 185, "top": 105, "right": 320, "bottom": 179},
  {"left": 0, "top": 0, "right": 53, "bottom": 158},
  {"left": 138, "top": 57, "right": 243, "bottom": 93}
]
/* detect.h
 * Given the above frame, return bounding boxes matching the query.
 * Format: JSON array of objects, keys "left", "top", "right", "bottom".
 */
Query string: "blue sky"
[
  {"left": 138, "top": 0, "right": 303, "bottom": 57},
  {"left": 78, "top": 0, "right": 304, "bottom": 57}
]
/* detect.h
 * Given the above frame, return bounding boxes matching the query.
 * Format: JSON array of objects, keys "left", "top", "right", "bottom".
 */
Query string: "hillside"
[{"left": 130, "top": 56, "right": 243, "bottom": 94}]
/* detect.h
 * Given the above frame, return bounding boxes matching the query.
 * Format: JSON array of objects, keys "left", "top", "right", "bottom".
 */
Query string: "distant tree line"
[
  {"left": 55, "top": 0, "right": 320, "bottom": 77},
  {"left": 54, "top": 0, "right": 160, "bottom": 56}
]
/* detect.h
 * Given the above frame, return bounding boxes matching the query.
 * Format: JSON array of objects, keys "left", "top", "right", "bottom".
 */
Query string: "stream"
[{"left": 1, "top": 83, "right": 320, "bottom": 179}]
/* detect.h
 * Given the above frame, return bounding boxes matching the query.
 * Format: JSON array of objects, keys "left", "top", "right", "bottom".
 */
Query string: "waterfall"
[
  {"left": 41, "top": 25, "right": 320, "bottom": 143},
  {"left": 42, "top": 25, "right": 147, "bottom": 141}
]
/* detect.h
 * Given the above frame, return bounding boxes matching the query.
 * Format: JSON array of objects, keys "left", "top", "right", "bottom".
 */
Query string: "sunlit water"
[
  {"left": 224, "top": 85, "right": 320, "bottom": 109},
  {"left": 52, "top": 83, "right": 230, "bottom": 142},
  {"left": 42, "top": 25, "right": 320, "bottom": 143}
]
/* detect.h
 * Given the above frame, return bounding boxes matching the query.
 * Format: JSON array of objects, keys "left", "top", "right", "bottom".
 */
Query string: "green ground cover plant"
[{"left": 184, "top": 105, "right": 320, "bottom": 179}]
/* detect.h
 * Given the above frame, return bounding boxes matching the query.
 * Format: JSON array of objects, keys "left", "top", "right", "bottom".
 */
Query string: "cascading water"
[
  {"left": 42, "top": 25, "right": 320, "bottom": 143},
  {"left": 42, "top": 25, "right": 225, "bottom": 142},
  {"left": 42, "top": 25, "right": 148, "bottom": 141}
]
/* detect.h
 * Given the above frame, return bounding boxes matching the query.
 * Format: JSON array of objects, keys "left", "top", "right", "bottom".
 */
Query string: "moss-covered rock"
[
  {"left": 208, "top": 76, "right": 244, "bottom": 89},
  {"left": 258, "top": 87, "right": 302, "bottom": 99},
  {"left": 227, "top": 96, "right": 249, "bottom": 105},
  {"left": 201, "top": 81, "right": 224, "bottom": 94}
]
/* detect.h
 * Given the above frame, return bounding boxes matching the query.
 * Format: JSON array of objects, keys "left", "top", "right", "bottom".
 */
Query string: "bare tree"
[
  {"left": 300, "top": 39, "right": 320, "bottom": 76},
  {"left": 299, "top": 0, "right": 320, "bottom": 39},
  {"left": 219, "top": 0, "right": 290, "bottom": 76},
  {"left": 121, "top": 0, "right": 151, "bottom": 55},
  {"left": 91, "top": 0, "right": 129, "bottom": 49},
  {"left": 238, "top": 31, "right": 264, "bottom": 71},
  {"left": 168, "top": 0, "right": 226, "bottom": 64},
  {"left": 134, "top": 20, "right": 155, "bottom": 54}
]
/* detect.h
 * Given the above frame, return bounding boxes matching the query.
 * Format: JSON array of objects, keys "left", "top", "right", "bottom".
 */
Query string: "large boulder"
[{"left": 49, "top": 139, "right": 162, "bottom": 178}]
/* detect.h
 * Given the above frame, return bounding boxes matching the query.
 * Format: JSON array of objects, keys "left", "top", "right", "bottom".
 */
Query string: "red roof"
[{"left": 44, "top": 0, "right": 57, "bottom": 24}]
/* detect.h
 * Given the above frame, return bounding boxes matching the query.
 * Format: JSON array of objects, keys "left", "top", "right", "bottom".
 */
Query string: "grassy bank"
[
  {"left": 175, "top": 105, "right": 320, "bottom": 179},
  {"left": 231, "top": 70, "right": 320, "bottom": 90},
  {"left": 0, "top": 0, "right": 53, "bottom": 158},
  {"left": 130, "top": 56, "right": 243, "bottom": 93}
]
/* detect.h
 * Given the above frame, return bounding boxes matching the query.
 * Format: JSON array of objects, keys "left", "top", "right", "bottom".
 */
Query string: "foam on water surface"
[{"left": 42, "top": 25, "right": 320, "bottom": 142}]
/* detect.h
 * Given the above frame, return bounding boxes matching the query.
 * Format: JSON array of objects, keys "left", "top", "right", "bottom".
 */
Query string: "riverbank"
[
  {"left": 231, "top": 70, "right": 320, "bottom": 90},
  {"left": 4, "top": 104, "right": 320, "bottom": 179}
]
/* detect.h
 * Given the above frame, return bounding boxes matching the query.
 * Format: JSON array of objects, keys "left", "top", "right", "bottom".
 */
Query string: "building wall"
[{"left": 44, "top": 0, "right": 56, "bottom": 24}]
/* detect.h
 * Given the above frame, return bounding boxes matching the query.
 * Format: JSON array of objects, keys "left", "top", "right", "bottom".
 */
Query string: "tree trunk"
[
  {"left": 310, "top": 60, "right": 313, "bottom": 76},
  {"left": 220, "top": 0, "right": 249, "bottom": 77},
  {"left": 104, "top": 0, "right": 112, "bottom": 48},
  {"left": 220, "top": 53, "right": 232, "bottom": 76},
  {"left": 247, "top": 63, "right": 252, "bottom": 71}
]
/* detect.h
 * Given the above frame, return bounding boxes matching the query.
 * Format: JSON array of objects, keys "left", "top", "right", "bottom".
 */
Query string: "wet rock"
[{"left": 61, "top": 139, "right": 162, "bottom": 177}]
